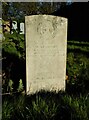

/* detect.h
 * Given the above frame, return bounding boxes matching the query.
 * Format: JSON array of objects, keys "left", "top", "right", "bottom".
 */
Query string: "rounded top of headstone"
[
  {"left": 25, "top": 15, "right": 67, "bottom": 22},
  {"left": 25, "top": 15, "right": 68, "bottom": 28}
]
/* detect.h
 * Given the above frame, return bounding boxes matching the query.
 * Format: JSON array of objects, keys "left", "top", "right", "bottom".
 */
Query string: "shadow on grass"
[{"left": 2, "top": 90, "right": 89, "bottom": 120}]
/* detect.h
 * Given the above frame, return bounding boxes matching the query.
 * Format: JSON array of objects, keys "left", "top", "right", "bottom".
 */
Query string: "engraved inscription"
[{"left": 25, "top": 15, "right": 67, "bottom": 94}]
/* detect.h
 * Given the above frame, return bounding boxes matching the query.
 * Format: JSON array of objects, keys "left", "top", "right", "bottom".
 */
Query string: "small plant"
[
  {"left": 8, "top": 80, "right": 13, "bottom": 92},
  {"left": 17, "top": 79, "right": 24, "bottom": 92},
  {"left": 2, "top": 101, "right": 13, "bottom": 120}
]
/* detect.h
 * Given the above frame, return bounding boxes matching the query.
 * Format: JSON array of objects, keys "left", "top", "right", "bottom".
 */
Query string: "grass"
[
  {"left": 67, "top": 40, "right": 89, "bottom": 54},
  {"left": 66, "top": 40, "right": 89, "bottom": 95},
  {"left": 2, "top": 40, "right": 89, "bottom": 120},
  {"left": 2, "top": 91, "right": 89, "bottom": 120}
]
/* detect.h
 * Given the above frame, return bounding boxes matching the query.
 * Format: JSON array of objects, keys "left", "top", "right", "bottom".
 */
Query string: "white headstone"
[
  {"left": 25, "top": 15, "right": 68, "bottom": 94},
  {"left": 12, "top": 21, "right": 17, "bottom": 30},
  {"left": 20, "top": 23, "right": 24, "bottom": 34}
]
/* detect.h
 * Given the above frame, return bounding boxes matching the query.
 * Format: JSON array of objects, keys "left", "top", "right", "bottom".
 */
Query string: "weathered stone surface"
[{"left": 25, "top": 15, "right": 68, "bottom": 94}]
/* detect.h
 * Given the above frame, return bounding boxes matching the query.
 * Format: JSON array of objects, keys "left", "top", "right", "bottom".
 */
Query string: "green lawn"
[
  {"left": 2, "top": 39, "right": 89, "bottom": 120},
  {"left": 2, "top": 91, "right": 89, "bottom": 120}
]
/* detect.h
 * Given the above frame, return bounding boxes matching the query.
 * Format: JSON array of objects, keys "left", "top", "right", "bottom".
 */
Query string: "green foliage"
[
  {"left": 2, "top": 92, "right": 89, "bottom": 120},
  {"left": 2, "top": 95, "right": 26, "bottom": 120},
  {"left": 63, "top": 94, "right": 89, "bottom": 120},
  {"left": 2, "top": 79, "right": 12, "bottom": 93},
  {"left": 8, "top": 80, "right": 13, "bottom": 92},
  {"left": 67, "top": 41, "right": 89, "bottom": 53},
  {"left": 2, "top": 39, "right": 89, "bottom": 95},
  {"left": 17, "top": 79, "right": 24, "bottom": 92},
  {"left": 2, "top": 79, "right": 24, "bottom": 93},
  {"left": 2, "top": 100, "right": 13, "bottom": 120},
  {"left": 30, "top": 95, "right": 58, "bottom": 120},
  {"left": 67, "top": 41, "right": 89, "bottom": 94},
  {"left": 2, "top": 29, "right": 25, "bottom": 93},
  {"left": 2, "top": 2, "right": 67, "bottom": 20},
  {"left": 2, "top": 31, "right": 25, "bottom": 59}
]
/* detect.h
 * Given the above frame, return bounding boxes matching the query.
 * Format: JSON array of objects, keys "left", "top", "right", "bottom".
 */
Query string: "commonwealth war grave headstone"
[{"left": 25, "top": 15, "right": 68, "bottom": 94}]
